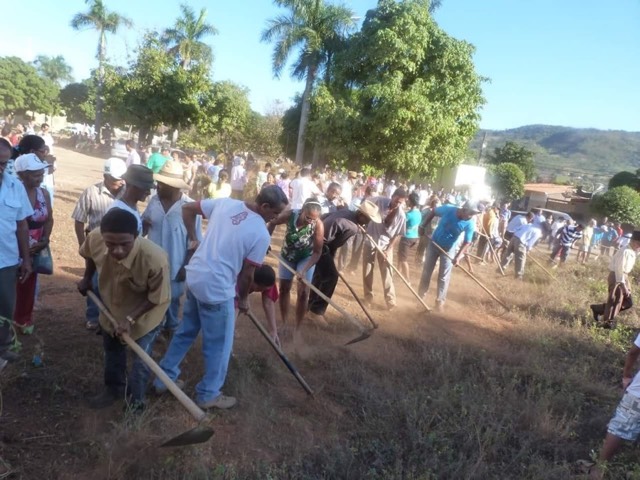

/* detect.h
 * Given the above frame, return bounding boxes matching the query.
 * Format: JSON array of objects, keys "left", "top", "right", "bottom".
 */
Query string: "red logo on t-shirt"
[{"left": 230, "top": 211, "right": 248, "bottom": 225}]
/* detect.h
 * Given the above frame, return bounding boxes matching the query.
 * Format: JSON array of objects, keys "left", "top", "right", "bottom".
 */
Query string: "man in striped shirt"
[
  {"left": 550, "top": 223, "right": 584, "bottom": 267},
  {"left": 72, "top": 157, "right": 126, "bottom": 329}
]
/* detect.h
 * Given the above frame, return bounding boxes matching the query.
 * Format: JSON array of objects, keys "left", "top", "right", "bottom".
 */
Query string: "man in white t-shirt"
[
  {"left": 125, "top": 140, "right": 141, "bottom": 167},
  {"left": 289, "top": 167, "right": 321, "bottom": 210},
  {"left": 153, "top": 185, "right": 288, "bottom": 410},
  {"left": 340, "top": 171, "right": 357, "bottom": 207},
  {"left": 592, "top": 329, "right": 640, "bottom": 478}
]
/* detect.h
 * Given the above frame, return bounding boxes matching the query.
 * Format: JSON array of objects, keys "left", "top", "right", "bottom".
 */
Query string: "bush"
[
  {"left": 608, "top": 170, "right": 639, "bottom": 190},
  {"left": 488, "top": 162, "right": 525, "bottom": 202},
  {"left": 593, "top": 186, "right": 640, "bottom": 225}
]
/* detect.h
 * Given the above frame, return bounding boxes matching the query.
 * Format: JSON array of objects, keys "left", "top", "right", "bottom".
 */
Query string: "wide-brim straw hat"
[
  {"left": 358, "top": 199, "right": 382, "bottom": 223},
  {"left": 153, "top": 161, "right": 190, "bottom": 190}
]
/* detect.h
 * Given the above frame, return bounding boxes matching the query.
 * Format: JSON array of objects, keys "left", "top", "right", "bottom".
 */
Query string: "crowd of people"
[{"left": 4, "top": 136, "right": 640, "bottom": 476}]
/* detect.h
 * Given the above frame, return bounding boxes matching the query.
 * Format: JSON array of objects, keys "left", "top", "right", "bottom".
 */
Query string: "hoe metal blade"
[{"left": 160, "top": 426, "right": 214, "bottom": 448}]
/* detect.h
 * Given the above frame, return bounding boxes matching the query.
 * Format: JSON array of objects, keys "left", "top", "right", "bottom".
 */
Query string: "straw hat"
[
  {"left": 153, "top": 161, "right": 190, "bottom": 190},
  {"left": 358, "top": 199, "right": 382, "bottom": 223}
]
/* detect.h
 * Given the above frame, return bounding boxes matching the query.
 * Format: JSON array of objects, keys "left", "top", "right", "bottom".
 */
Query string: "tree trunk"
[
  {"left": 295, "top": 65, "right": 316, "bottom": 165},
  {"left": 95, "top": 32, "right": 106, "bottom": 145}
]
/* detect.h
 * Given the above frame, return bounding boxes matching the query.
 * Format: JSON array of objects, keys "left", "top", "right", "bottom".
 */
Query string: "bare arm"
[
  {"left": 301, "top": 220, "right": 324, "bottom": 275},
  {"left": 16, "top": 219, "right": 32, "bottom": 283},
  {"left": 267, "top": 210, "right": 292, "bottom": 236},
  {"left": 74, "top": 220, "right": 86, "bottom": 246},
  {"left": 183, "top": 202, "right": 203, "bottom": 244},
  {"left": 261, "top": 294, "right": 279, "bottom": 345},
  {"left": 237, "top": 260, "right": 257, "bottom": 312},
  {"left": 453, "top": 241, "right": 472, "bottom": 265}
]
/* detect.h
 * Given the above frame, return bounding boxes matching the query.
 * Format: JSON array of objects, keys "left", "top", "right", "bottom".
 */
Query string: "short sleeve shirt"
[
  {"left": 0, "top": 172, "right": 34, "bottom": 268},
  {"left": 186, "top": 198, "right": 271, "bottom": 303},
  {"left": 366, "top": 196, "right": 406, "bottom": 249},
  {"left": 431, "top": 205, "right": 475, "bottom": 251},
  {"left": 71, "top": 182, "right": 119, "bottom": 232},
  {"left": 404, "top": 208, "right": 422, "bottom": 239},
  {"left": 79, "top": 232, "right": 171, "bottom": 340}
]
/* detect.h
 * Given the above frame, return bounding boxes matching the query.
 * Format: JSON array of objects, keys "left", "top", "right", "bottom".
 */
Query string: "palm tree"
[
  {"left": 262, "top": 0, "right": 355, "bottom": 165},
  {"left": 33, "top": 55, "right": 74, "bottom": 86},
  {"left": 70, "top": 0, "right": 132, "bottom": 143},
  {"left": 162, "top": 4, "right": 218, "bottom": 69}
]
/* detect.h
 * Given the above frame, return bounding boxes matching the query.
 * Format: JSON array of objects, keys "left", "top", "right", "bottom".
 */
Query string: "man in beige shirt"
[
  {"left": 591, "top": 230, "right": 640, "bottom": 328},
  {"left": 78, "top": 208, "right": 170, "bottom": 412}
]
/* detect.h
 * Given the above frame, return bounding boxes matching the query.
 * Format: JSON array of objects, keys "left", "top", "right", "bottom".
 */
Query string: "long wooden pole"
[
  {"left": 87, "top": 291, "right": 207, "bottom": 422},
  {"left": 477, "top": 230, "right": 505, "bottom": 276},
  {"left": 268, "top": 252, "right": 368, "bottom": 334},
  {"left": 426, "top": 237, "right": 510, "bottom": 310},
  {"left": 358, "top": 225, "right": 431, "bottom": 312},
  {"left": 527, "top": 251, "right": 557, "bottom": 280},
  {"left": 337, "top": 270, "right": 378, "bottom": 329}
]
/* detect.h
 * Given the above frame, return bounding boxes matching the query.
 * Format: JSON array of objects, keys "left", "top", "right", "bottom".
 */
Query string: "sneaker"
[
  {"left": 307, "top": 311, "right": 329, "bottom": 327},
  {"left": 197, "top": 394, "right": 237, "bottom": 410},
  {"left": 18, "top": 325, "right": 34, "bottom": 335},
  {"left": 386, "top": 303, "right": 396, "bottom": 311},
  {"left": 1, "top": 351, "right": 20, "bottom": 362},
  {"left": 154, "top": 379, "right": 185, "bottom": 395},
  {"left": 85, "top": 321, "right": 98, "bottom": 330},
  {"left": 88, "top": 389, "right": 120, "bottom": 409},
  {"left": 590, "top": 305, "right": 600, "bottom": 323},
  {"left": 435, "top": 300, "right": 445, "bottom": 313}
]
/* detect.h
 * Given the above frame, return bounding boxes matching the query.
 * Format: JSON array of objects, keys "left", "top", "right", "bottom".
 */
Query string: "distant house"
[{"left": 518, "top": 183, "right": 593, "bottom": 220}]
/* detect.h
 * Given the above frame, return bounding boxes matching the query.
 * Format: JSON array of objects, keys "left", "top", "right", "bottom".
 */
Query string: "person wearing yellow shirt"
[{"left": 207, "top": 170, "right": 232, "bottom": 199}]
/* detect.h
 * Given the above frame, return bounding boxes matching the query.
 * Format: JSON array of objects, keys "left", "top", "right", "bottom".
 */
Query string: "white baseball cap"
[
  {"left": 14, "top": 153, "right": 47, "bottom": 172},
  {"left": 104, "top": 157, "right": 127, "bottom": 180}
]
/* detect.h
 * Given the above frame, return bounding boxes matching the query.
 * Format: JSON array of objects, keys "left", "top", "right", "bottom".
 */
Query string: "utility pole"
[{"left": 477, "top": 131, "right": 487, "bottom": 165}]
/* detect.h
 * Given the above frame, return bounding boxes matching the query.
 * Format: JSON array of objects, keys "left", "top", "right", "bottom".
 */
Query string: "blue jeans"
[
  {"left": 163, "top": 280, "right": 185, "bottom": 332},
  {"left": 418, "top": 241, "right": 456, "bottom": 303},
  {"left": 155, "top": 290, "right": 235, "bottom": 404},
  {"left": 86, "top": 272, "right": 100, "bottom": 325},
  {"left": 103, "top": 324, "right": 161, "bottom": 403}
]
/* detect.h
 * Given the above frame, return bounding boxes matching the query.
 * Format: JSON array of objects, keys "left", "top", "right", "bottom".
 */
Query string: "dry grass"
[{"left": 4, "top": 146, "right": 640, "bottom": 479}]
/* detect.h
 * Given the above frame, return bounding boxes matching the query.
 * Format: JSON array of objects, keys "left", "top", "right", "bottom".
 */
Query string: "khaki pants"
[
  {"left": 363, "top": 242, "right": 396, "bottom": 306},
  {"left": 501, "top": 237, "right": 527, "bottom": 278}
]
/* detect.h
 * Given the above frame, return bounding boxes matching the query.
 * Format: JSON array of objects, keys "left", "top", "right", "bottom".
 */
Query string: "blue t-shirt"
[
  {"left": 431, "top": 205, "right": 475, "bottom": 251},
  {"left": 405, "top": 208, "right": 421, "bottom": 239}
]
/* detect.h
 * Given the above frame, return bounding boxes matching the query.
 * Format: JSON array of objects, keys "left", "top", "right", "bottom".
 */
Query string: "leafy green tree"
[
  {"left": 247, "top": 109, "right": 284, "bottom": 158},
  {"left": 593, "top": 186, "right": 640, "bottom": 225},
  {"left": 103, "top": 34, "right": 208, "bottom": 144},
  {"left": 33, "top": 55, "right": 74, "bottom": 86},
  {"left": 70, "top": 0, "right": 133, "bottom": 142},
  {"left": 608, "top": 170, "right": 639, "bottom": 190},
  {"left": 488, "top": 141, "right": 536, "bottom": 181},
  {"left": 162, "top": 4, "right": 218, "bottom": 69},
  {"left": 59, "top": 80, "right": 96, "bottom": 123},
  {"left": 262, "top": 0, "right": 355, "bottom": 164},
  {"left": 0, "top": 57, "right": 59, "bottom": 116},
  {"left": 488, "top": 163, "right": 525, "bottom": 201},
  {"left": 310, "top": 0, "right": 485, "bottom": 177}
]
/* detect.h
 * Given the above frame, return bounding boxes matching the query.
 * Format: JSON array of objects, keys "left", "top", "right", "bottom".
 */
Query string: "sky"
[{"left": 1, "top": 0, "right": 639, "bottom": 131}]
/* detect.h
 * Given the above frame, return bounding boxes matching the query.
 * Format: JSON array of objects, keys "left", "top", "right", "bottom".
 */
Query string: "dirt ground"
[{"left": 0, "top": 147, "right": 636, "bottom": 479}]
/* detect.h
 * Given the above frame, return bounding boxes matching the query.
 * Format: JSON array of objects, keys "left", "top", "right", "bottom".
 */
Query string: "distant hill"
[{"left": 470, "top": 125, "right": 640, "bottom": 181}]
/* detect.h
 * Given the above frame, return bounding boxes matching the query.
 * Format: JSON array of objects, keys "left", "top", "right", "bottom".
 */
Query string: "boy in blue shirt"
[
  {"left": 398, "top": 192, "right": 422, "bottom": 284},
  {"left": 417, "top": 201, "right": 480, "bottom": 311}
]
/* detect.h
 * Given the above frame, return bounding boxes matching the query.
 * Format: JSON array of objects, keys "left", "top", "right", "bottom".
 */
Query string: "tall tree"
[
  {"left": 161, "top": 4, "right": 218, "bottom": 69},
  {"left": 33, "top": 55, "right": 74, "bottom": 86},
  {"left": 309, "top": 0, "right": 484, "bottom": 176},
  {"left": 488, "top": 141, "right": 536, "bottom": 181},
  {"left": 70, "top": 0, "right": 132, "bottom": 143},
  {"left": 0, "top": 57, "right": 59, "bottom": 116},
  {"left": 262, "top": 0, "right": 355, "bottom": 165}
]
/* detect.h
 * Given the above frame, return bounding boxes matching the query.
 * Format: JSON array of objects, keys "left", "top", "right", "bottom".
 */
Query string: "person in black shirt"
[{"left": 307, "top": 200, "right": 381, "bottom": 323}]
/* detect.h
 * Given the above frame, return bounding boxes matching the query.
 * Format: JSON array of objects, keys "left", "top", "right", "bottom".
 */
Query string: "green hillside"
[{"left": 470, "top": 125, "right": 640, "bottom": 182}]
